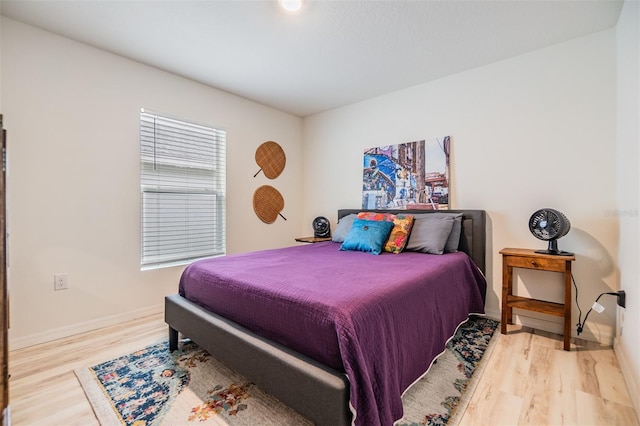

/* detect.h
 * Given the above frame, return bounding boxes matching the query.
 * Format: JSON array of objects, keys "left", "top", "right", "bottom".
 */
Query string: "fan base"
[
  {"left": 535, "top": 239, "right": 573, "bottom": 256},
  {"left": 534, "top": 249, "right": 574, "bottom": 256}
]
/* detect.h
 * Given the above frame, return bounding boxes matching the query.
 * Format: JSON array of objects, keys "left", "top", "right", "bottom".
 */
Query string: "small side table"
[
  {"left": 500, "top": 248, "right": 576, "bottom": 351},
  {"left": 295, "top": 236, "right": 332, "bottom": 243}
]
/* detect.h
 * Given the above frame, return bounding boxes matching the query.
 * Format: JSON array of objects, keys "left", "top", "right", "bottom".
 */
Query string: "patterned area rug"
[{"left": 75, "top": 315, "right": 498, "bottom": 426}]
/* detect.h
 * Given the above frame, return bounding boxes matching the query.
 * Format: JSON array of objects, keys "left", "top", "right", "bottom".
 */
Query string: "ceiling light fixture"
[{"left": 280, "top": 0, "right": 302, "bottom": 12}]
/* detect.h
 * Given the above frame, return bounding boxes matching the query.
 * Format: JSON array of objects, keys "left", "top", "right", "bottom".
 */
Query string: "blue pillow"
[{"left": 340, "top": 219, "right": 395, "bottom": 255}]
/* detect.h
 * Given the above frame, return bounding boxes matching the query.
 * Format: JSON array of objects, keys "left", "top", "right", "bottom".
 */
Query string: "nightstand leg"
[
  {"left": 501, "top": 263, "right": 513, "bottom": 334},
  {"left": 563, "top": 264, "right": 572, "bottom": 351}
]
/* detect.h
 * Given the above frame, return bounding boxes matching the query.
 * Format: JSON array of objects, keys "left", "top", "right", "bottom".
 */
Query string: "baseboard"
[
  {"left": 614, "top": 335, "right": 640, "bottom": 417},
  {"left": 484, "top": 307, "right": 501, "bottom": 322},
  {"left": 9, "top": 304, "right": 164, "bottom": 350}
]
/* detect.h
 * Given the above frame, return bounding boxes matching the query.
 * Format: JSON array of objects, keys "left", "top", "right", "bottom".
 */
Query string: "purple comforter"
[{"left": 179, "top": 241, "right": 486, "bottom": 426}]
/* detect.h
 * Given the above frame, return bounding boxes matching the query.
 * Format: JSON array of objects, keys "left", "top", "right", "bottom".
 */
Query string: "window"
[{"left": 140, "top": 109, "right": 226, "bottom": 269}]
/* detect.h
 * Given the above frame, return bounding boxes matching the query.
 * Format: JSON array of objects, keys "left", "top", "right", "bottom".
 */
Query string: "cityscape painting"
[{"left": 362, "top": 136, "right": 450, "bottom": 210}]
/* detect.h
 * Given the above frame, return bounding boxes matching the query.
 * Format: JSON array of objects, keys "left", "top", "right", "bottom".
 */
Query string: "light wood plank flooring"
[
  {"left": 462, "top": 325, "right": 639, "bottom": 425},
  {"left": 7, "top": 314, "right": 639, "bottom": 425},
  {"left": 9, "top": 313, "right": 167, "bottom": 426}
]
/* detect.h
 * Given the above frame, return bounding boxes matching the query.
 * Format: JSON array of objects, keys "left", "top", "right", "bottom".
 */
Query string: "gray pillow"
[
  {"left": 446, "top": 214, "right": 463, "bottom": 252},
  {"left": 331, "top": 213, "right": 357, "bottom": 243},
  {"left": 405, "top": 215, "right": 455, "bottom": 254},
  {"left": 413, "top": 212, "right": 463, "bottom": 252}
]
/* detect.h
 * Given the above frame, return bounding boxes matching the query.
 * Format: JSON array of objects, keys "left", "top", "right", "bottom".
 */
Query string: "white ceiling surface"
[{"left": 1, "top": 0, "right": 624, "bottom": 117}]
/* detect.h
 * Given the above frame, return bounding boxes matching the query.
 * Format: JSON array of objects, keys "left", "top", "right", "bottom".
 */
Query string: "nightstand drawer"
[
  {"left": 506, "top": 256, "right": 566, "bottom": 272},
  {"left": 505, "top": 255, "right": 566, "bottom": 272}
]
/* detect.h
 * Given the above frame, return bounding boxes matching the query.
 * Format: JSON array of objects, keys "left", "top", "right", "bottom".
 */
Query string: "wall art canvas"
[{"left": 362, "top": 136, "right": 450, "bottom": 210}]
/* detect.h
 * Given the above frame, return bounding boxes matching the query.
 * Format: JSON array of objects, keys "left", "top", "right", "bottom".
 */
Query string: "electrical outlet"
[{"left": 54, "top": 273, "right": 69, "bottom": 291}]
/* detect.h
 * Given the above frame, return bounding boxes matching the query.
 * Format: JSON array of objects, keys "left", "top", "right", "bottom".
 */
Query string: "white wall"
[
  {"left": 0, "top": 3, "right": 629, "bottom": 365},
  {"left": 615, "top": 0, "right": 640, "bottom": 415},
  {"left": 1, "top": 18, "right": 303, "bottom": 348},
  {"left": 303, "top": 30, "right": 618, "bottom": 344}
]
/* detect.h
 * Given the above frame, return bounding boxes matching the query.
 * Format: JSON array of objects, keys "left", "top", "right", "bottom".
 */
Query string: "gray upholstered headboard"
[{"left": 337, "top": 209, "right": 487, "bottom": 275}]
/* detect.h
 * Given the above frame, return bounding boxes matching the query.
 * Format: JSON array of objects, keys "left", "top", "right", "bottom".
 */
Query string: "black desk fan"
[
  {"left": 312, "top": 216, "right": 331, "bottom": 238},
  {"left": 528, "top": 208, "right": 573, "bottom": 255}
]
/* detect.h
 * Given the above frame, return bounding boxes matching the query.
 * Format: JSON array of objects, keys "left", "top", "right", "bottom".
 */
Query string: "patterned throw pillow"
[
  {"left": 384, "top": 214, "right": 415, "bottom": 254},
  {"left": 356, "top": 212, "right": 396, "bottom": 223},
  {"left": 356, "top": 212, "right": 415, "bottom": 253}
]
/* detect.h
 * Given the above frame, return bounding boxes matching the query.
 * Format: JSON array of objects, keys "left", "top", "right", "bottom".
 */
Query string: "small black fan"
[
  {"left": 528, "top": 208, "right": 573, "bottom": 255},
  {"left": 313, "top": 216, "right": 331, "bottom": 238}
]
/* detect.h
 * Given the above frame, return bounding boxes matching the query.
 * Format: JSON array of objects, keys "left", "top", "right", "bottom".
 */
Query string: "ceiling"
[{"left": 1, "top": 0, "right": 624, "bottom": 117}]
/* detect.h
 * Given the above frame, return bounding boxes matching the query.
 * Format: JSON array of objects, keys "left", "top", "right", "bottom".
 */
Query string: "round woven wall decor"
[
  {"left": 254, "top": 141, "right": 286, "bottom": 179},
  {"left": 253, "top": 185, "right": 286, "bottom": 223}
]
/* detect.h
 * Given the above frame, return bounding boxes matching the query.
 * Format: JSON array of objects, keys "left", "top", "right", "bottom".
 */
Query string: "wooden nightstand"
[
  {"left": 295, "top": 236, "right": 332, "bottom": 243},
  {"left": 500, "top": 248, "right": 576, "bottom": 351}
]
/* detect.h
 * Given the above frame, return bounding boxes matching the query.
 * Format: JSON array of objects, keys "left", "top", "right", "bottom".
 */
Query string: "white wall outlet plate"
[{"left": 54, "top": 273, "right": 69, "bottom": 291}]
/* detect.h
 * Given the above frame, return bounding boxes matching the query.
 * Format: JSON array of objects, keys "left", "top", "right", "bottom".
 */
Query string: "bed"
[{"left": 165, "top": 208, "right": 487, "bottom": 426}]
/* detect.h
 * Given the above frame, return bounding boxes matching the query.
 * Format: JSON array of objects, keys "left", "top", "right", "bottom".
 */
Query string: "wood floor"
[
  {"left": 462, "top": 325, "right": 639, "bottom": 426},
  {"left": 7, "top": 313, "right": 639, "bottom": 426}
]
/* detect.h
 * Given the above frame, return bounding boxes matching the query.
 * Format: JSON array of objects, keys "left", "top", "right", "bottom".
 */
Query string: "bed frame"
[{"left": 165, "top": 209, "right": 486, "bottom": 426}]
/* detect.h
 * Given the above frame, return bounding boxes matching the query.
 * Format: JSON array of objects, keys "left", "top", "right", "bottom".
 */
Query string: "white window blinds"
[{"left": 140, "top": 110, "right": 226, "bottom": 268}]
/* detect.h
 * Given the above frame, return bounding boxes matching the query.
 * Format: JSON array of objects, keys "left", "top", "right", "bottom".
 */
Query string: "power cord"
[
  {"left": 572, "top": 274, "right": 584, "bottom": 333},
  {"left": 573, "top": 273, "right": 626, "bottom": 335}
]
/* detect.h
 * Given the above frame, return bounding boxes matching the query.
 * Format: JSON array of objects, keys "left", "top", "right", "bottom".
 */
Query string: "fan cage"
[
  {"left": 528, "top": 208, "right": 573, "bottom": 255},
  {"left": 313, "top": 216, "right": 331, "bottom": 238}
]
